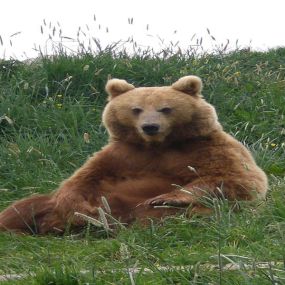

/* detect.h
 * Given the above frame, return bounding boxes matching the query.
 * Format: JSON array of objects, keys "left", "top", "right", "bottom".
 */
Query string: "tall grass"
[{"left": 0, "top": 23, "right": 285, "bottom": 284}]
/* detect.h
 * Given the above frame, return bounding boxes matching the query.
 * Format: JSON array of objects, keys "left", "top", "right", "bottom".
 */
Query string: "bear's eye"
[
  {"left": 132, "top": 107, "right": 143, "bottom": 115},
  {"left": 158, "top": 107, "right": 172, "bottom": 114}
]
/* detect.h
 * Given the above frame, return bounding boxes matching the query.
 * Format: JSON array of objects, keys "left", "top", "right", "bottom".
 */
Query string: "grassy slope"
[{"left": 0, "top": 47, "right": 285, "bottom": 284}]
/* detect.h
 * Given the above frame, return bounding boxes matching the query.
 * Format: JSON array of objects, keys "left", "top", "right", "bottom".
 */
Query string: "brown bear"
[{"left": 0, "top": 76, "right": 268, "bottom": 234}]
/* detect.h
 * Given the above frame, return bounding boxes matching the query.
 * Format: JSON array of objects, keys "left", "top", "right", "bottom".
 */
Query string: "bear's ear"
[
  {"left": 172, "top": 75, "right": 203, "bottom": 96},
  {"left": 105, "top": 79, "right": 135, "bottom": 100}
]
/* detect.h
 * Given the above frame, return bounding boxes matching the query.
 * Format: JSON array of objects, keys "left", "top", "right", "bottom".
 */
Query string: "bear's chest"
[
  {"left": 116, "top": 145, "right": 207, "bottom": 179},
  {"left": 108, "top": 141, "right": 225, "bottom": 183}
]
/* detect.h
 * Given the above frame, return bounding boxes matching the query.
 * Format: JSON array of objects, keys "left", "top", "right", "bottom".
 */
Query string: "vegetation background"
[{"left": 0, "top": 30, "right": 285, "bottom": 284}]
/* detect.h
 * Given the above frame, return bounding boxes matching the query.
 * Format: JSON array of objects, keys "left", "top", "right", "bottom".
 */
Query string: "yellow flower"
[
  {"left": 83, "top": 132, "right": 90, "bottom": 143},
  {"left": 270, "top": 143, "right": 277, "bottom": 147},
  {"left": 57, "top": 94, "right": 63, "bottom": 98},
  {"left": 56, "top": 103, "right": 63, "bottom": 109},
  {"left": 83, "top": 65, "right": 90, "bottom": 71},
  {"left": 23, "top": 82, "right": 29, "bottom": 90}
]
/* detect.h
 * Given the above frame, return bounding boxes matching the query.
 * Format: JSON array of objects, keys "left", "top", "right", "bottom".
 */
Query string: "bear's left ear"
[
  {"left": 172, "top": 75, "right": 202, "bottom": 96},
  {"left": 105, "top": 79, "right": 135, "bottom": 100}
]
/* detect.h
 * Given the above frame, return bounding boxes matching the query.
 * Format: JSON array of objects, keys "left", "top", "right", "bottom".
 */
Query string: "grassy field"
[{"left": 0, "top": 42, "right": 285, "bottom": 284}]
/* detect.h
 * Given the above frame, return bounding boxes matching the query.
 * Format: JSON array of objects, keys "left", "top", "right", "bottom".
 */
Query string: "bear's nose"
[{"left": 141, "top": 124, "right": 160, "bottom": 136}]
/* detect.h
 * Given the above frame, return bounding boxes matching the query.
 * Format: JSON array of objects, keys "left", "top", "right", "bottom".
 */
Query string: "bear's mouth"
[{"left": 139, "top": 129, "right": 168, "bottom": 144}]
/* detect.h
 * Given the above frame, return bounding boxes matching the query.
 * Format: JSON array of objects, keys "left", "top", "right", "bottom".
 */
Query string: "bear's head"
[{"left": 103, "top": 76, "right": 222, "bottom": 145}]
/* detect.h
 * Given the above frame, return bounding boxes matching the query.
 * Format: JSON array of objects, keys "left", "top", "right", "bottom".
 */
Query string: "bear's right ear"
[{"left": 105, "top": 79, "right": 135, "bottom": 100}]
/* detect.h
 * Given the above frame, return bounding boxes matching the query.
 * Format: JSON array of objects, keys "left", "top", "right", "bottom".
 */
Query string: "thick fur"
[{"left": 0, "top": 76, "right": 268, "bottom": 234}]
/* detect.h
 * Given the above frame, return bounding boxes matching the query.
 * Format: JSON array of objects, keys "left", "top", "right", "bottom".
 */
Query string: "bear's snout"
[{"left": 141, "top": 124, "right": 160, "bottom": 136}]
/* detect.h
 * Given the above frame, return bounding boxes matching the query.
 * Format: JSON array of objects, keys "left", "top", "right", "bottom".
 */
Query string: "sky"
[{"left": 0, "top": 0, "right": 285, "bottom": 59}]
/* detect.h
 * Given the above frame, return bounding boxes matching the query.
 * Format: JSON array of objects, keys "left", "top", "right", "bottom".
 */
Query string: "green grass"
[{"left": 0, "top": 38, "right": 285, "bottom": 284}]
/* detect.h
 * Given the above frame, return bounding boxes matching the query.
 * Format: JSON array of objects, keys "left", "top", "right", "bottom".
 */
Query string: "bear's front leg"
[
  {"left": 144, "top": 181, "right": 215, "bottom": 207},
  {"left": 144, "top": 178, "right": 260, "bottom": 211},
  {"left": 143, "top": 187, "right": 213, "bottom": 216}
]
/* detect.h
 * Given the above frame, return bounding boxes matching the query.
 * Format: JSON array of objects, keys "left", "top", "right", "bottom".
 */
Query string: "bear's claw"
[{"left": 144, "top": 194, "right": 191, "bottom": 207}]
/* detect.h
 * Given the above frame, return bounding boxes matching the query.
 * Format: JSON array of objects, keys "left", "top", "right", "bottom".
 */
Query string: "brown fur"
[{"left": 0, "top": 76, "right": 268, "bottom": 234}]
